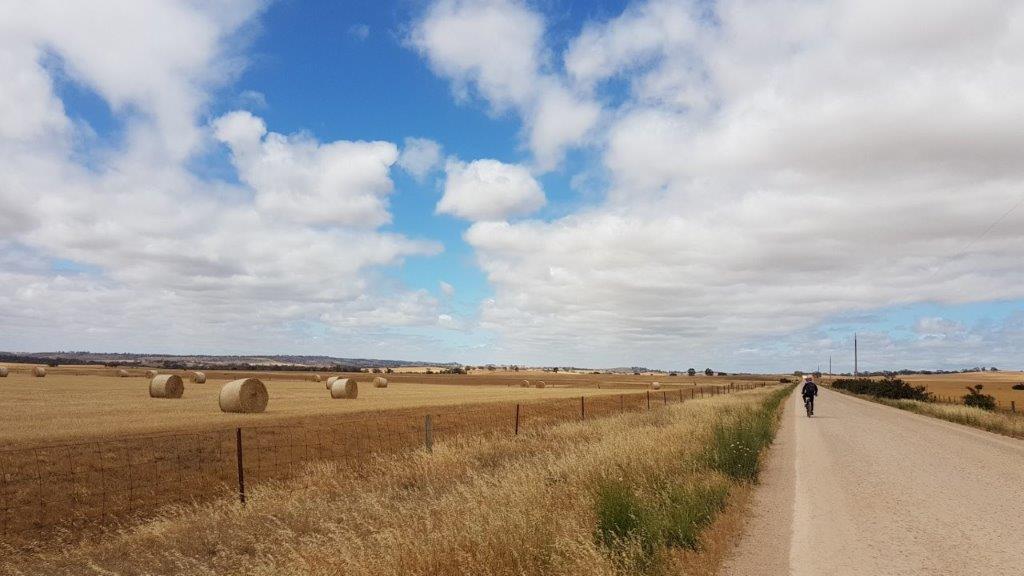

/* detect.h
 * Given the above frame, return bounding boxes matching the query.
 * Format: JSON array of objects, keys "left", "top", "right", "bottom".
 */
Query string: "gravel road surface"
[{"left": 722, "top": 387, "right": 1024, "bottom": 576}]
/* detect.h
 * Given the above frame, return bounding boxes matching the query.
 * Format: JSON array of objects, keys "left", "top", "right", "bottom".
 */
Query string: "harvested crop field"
[
  {"left": 0, "top": 366, "right": 702, "bottom": 447},
  {"left": 897, "top": 371, "right": 1024, "bottom": 408},
  {"left": 1, "top": 386, "right": 788, "bottom": 576}
]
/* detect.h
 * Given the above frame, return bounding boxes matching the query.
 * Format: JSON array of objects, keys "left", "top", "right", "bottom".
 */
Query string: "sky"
[{"left": 2, "top": 0, "right": 1024, "bottom": 373}]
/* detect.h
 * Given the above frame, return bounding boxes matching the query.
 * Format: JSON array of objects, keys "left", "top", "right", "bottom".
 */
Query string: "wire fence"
[{"left": 0, "top": 382, "right": 768, "bottom": 538}]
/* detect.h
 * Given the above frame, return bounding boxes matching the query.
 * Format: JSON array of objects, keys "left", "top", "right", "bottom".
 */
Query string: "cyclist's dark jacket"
[{"left": 801, "top": 382, "right": 818, "bottom": 397}]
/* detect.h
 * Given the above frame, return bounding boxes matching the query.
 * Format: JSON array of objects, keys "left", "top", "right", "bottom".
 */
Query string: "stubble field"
[{"left": 0, "top": 364, "right": 767, "bottom": 447}]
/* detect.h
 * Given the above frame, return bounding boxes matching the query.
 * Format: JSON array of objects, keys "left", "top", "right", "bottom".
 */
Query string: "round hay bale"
[
  {"left": 150, "top": 374, "right": 184, "bottom": 399},
  {"left": 652, "top": 381, "right": 662, "bottom": 390},
  {"left": 145, "top": 369, "right": 158, "bottom": 379},
  {"left": 330, "top": 378, "right": 358, "bottom": 399},
  {"left": 33, "top": 366, "right": 47, "bottom": 377},
  {"left": 219, "top": 378, "right": 269, "bottom": 413},
  {"left": 0, "top": 366, "right": 8, "bottom": 377},
  {"left": 535, "top": 380, "right": 546, "bottom": 389},
  {"left": 117, "top": 369, "right": 129, "bottom": 377},
  {"left": 313, "top": 374, "right": 322, "bottom": 382},
  {"left": 520, "top": 380, "right": 530, "bottom": 388},
  {"left": 326, "top": 375, "right": 341, "bottom": 390},
  {"left": 373, "top": 376, "right": 388, "bottom": 388},
  {"left": 192, "top": 371, "right": 207, "bottom": 384}
]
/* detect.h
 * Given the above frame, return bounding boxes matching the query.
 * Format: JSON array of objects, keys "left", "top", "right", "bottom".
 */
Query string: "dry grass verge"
[
  {"left": 1, "top": 387, "right": 789, "bottom": 576},
  {"left": 872, "top": 397, "right": 1024, "bottom": 439}
]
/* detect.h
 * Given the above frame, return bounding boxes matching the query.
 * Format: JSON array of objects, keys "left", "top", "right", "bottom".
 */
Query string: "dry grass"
[
  {"left": 0, "top": 388, "right": 786, "bottom": 576},
  {"left": 874, "top": 397, "right": 1024, "bottom": 439},
  {"left": 0, "top": 371, "right": 647, "bottom": 447},
  {"left": 900, "top": 371, "right": 1024, "bottom": 408}
]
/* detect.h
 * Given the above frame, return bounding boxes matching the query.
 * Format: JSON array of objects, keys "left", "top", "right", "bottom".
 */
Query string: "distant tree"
[
  {"left": 552, "top": 367, "right": 559, "bottom": 373},
  {"left": 813, "top": 371, "right": 822, "bottom": 379},
  {"left": 426, "top": 368, "right": 434, "bottom": 374},
  {"left": 385, "top": 367, "right": 394, "bottom": 374},
  {"left": 794, "top": 370, "right": 804, "bottom": 377},
  {"left": 512, "top": 365, "right": 519, "bottom": 372},
  {"left": 669, "top": 372, "right": 678, "bottom": 377},
  {"left": 717, "top": 372, "right": 727, "bottom": 376},
  {"left": 687, "top": 368, "right": 696, "bottom": 377},
  {"left": 704, "top": 368, "right": 714, "bottom": 376},
  {"left": 990, "top": 367, "right": 999, "bottom": 372}
]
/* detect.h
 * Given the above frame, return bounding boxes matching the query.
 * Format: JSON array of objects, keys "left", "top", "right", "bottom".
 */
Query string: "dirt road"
[{"left": 722, "top": 387, "right": 1024, "bottom": 576}]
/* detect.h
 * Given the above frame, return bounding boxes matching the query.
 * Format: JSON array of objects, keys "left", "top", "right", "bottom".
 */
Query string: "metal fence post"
[
  {"left": 581, "top": 396, "right": 585, "bottom": 420},
  {"left": 235, "top": 428, "right": 246, "bottom": 506},
  {"left": 424, "top": 414, "right": 434, "bottom": 452},
  {"left": 515, "top": 403, "right": 521, "bottom": 435},
  {"left": 647, "top": 391, "right": 651, "bottom": 410},
  {"left": 663, "top": 391, "right": 667, "bottom": 405}
]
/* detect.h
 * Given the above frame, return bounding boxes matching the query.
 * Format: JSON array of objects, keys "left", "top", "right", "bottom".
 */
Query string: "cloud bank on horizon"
[{"left": 1, "top": 0, "right": 1023, "bottom": 371}]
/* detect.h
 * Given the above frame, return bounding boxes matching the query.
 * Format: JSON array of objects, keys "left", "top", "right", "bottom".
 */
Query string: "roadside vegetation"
[
  {"left": 828, "top": 379, "right": 1024, "bottom": 439},
  {"left": 831, "top": 377, "right": 932, "bottom": 400},
  {"left": 2, "top": 387, "right": 791, "bottom": 576},
  {"left": 869, "top": 397, "right": 1024, "bottom": 439}
]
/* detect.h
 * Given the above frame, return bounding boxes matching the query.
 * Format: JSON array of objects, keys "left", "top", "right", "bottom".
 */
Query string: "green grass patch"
[{"left": 593, "top": 386, "right": 793, "bottom": 572}]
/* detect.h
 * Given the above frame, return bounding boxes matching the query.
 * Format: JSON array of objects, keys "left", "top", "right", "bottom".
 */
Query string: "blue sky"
[{"left": 2, "top": 0, "right": 1024, "bottom": 371}]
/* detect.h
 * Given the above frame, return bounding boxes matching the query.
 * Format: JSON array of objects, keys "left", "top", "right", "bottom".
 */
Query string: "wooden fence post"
[
  {"left": 514, "top": 404, "right": 521, "bottom": 435},
  {"left": 581, "top": 396, "right": 585, "bottom": 420},
  {"left": 647, "top": 391, "right": 651, "bottom": 410},
  {"left": 1012, "top": 401, "right": 1016, "bottom": 413},
  {"left": 424, "top": 415, "right": 434, "bottom": 453},
  {"left": 235, "top": 428, "right": 246, "bottom": 506}
]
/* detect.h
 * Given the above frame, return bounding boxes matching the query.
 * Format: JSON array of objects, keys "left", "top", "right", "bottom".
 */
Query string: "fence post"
[
  {"left": 424, "top": 415, "right": 434, "bottom": 452},
  {"left": 1012, "top": 401, "right": 1016, "bottom": 413},
  {"left": 679, "top": 389, "right": 684, "bottom": 402},
  {"left": 581, "top": 396, "right": 586, "bottom": 420},
  {"left": 235, "top": 428, "right": 246, "bottom": 506},
  {"left": 621, "top": 394, "right": 624, "bottom": 411},
  {"left": 647, "top": 391, "right": 651, "bottom": 410},
  {"left": 515, "top": 403, "right": 521, "bottom": 435},
  {"left": 663, "top": 391, "right": 667, "bottom": 405}
]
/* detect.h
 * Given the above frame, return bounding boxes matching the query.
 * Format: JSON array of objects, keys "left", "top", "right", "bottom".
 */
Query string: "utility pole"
[
  {"left": 829, "top": 356, "right": 832, "bottom": 376},
  {"left": 854, "top": 333, "right": 859, "bottom": 377}
]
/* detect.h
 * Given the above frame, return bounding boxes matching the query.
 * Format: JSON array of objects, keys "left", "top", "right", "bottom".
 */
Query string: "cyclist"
[{"left": 801, "top": 375, "right": 819, "bottom": 416}]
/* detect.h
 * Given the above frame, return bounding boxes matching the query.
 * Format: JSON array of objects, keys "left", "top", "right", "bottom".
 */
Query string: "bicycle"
[{"left": 803, "top": 395, "right": 814, "bottom": 417}]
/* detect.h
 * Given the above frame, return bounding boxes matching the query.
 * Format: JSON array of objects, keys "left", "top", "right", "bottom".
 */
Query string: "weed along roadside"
[
  {"left": 2, "top": 386, "right": 790, "bottom": 576},
  {"left": 594, "top": 386, "right": 793, "bottom": 574},
  {"left": 827, "top": 378, "right": 1024, "bottom": 439}
]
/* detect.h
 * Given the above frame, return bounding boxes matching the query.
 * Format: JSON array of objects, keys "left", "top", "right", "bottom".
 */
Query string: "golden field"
[
  {"left": 0, "top": 386, "right": 789, "bottom": 576},
  {"left": 0, "top": 364, "right": 768, "bottom": 447},
  {"left": 899, "top": 371, "right": 1024, "bottom": 408}
]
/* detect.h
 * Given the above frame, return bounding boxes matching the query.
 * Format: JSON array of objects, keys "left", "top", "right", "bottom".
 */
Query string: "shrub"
[
  {"left": 1011, "top": 383, "right": 1024, "bottom": 391},
  {"left": 963, "top": 385, "right": 996, "bottom": 410},
  {"left": 779, "top": 377, "right": 792, "bottom": 384},
  {"left": 831, "top": 377, "right": 932, "bottom": 401}
]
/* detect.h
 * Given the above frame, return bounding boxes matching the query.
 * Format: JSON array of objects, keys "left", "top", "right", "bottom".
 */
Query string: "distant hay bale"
[
  {"left": 192, "top": 371, "right": 207, "bottom": 384},
  {"left": 521, "top": 380, "right": 530, "bottom": 387},
  {"left": 145, "top": 369, "right": 158, "bottom": 378},
  {"left": 0, "top": 366, "right": 8, "bottom": 377},
  {"left": 330, "top": 378, "right": 358, "bottom": 399},
  {"left": 219, "top": 378, "right": 269, "bottom": 413},
  {"left": 149, "top": 374, "right": 184, "bottom": 399},
  {"left": 373, "top": 376, "right": 388, "bottom": 388},
  {"left": 118, "top": 369, "right": 129, "bottom": 377},
  {"left": 652, "top": 381, "right": 662, "bottom": 390},
  {"left": 33, "top": 366, "right": 46, "bottom": 377},
  {"left": 313, "top": 374, "right": 322, "bottom": 382},
  {"left": 536, "top": 380, "right": 546, "bottom": 389}
]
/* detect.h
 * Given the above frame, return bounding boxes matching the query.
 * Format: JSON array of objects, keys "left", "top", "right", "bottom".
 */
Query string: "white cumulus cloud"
[
  {"left": 436, "top": 158, "right": 546, "bottom": 221},
  {"left": 411, "top": 0, "right": 600, "bottom": 170},
  {"left": 397, "top": 137, "right": 444, "bottom": 181}
]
